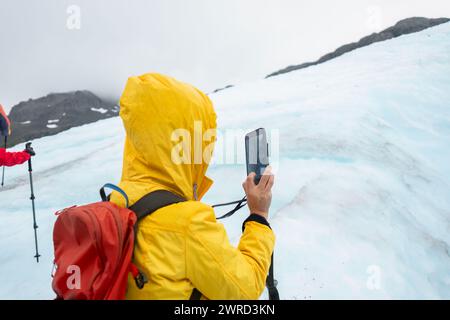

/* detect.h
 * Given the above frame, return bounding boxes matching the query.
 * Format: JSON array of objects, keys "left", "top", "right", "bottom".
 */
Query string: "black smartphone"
[{"left": 245, "top": 128, "right": 269, "bottom": 184}]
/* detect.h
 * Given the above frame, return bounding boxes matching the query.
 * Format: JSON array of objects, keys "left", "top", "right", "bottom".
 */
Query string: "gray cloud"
[{"left": 1, "top": 0, "right": 449, "bottom": 110}]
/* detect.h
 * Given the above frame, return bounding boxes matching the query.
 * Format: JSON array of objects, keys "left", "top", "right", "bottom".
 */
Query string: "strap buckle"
[
  {"left": 134, "top": 271, "right": 148, "bottom": 289},
  {"left": 129, "top": 263, "right": 148, "bottom": 289}
]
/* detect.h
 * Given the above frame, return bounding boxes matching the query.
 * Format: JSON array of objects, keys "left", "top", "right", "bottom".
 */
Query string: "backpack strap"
[
  {"left": 129, "top": 189, "right": 190, "bottom": 293},
  {"left": 130, "top": 189, "right": 185, "bottom": 220},
  {"left": 130, "top": 190, "right": 203, "bottom": 300}
]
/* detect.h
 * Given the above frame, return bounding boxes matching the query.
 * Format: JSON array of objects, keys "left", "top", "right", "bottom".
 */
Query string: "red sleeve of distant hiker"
[{"left": 0, "top": 148, "right": 31, "bottom": 167}]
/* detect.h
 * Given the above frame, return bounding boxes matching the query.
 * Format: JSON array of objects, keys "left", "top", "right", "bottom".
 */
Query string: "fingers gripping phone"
[{"left": 245, "top": 128, "right": 269, "bottom": 184}]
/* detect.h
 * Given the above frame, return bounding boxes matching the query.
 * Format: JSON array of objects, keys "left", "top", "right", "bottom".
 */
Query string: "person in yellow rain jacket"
[{"left": 110, "top": 73, "right": 275, "bottom": 300}]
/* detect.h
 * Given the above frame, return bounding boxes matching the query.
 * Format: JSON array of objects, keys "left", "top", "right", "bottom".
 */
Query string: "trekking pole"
[
  {"left": 1, "top": 136, "right": 7, "bottom": 186},
  {"left": 26, "top": 142, "right": 40, "bottom": 263}
]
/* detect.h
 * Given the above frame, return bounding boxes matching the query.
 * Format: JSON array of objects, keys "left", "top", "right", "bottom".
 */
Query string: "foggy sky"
[{"left": 1, "top": 0, "right": 449, "bottom": 111}]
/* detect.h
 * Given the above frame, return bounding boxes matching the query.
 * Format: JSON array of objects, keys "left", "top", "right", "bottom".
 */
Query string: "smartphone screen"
[{"left": 245, "top": 128, "right": 269, "bottom": 184}]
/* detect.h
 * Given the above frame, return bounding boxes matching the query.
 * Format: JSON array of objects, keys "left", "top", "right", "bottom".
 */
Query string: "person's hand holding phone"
[{"left": 242, "top": 166, "right": 274, "bottom": 220}]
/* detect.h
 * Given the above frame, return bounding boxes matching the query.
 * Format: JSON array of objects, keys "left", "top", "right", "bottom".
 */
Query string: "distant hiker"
[
  {"left": 0, "top": 104, "right": 31, "bottom": 167},
  {"left": 110, "top": 73, "right": 275, "bottom": 299},
  {"left": 0, "top": 104, "right": 10, "bottom": 137}
]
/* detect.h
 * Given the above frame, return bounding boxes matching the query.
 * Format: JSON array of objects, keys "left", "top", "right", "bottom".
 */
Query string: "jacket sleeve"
[
  {"left": 0, "top": 148, "right": 30, "bottom": 167},
  {"left": 186, "top": 207, "right": 275, "bottom": 300}
]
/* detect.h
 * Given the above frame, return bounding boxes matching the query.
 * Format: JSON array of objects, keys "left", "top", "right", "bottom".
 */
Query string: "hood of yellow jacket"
[{"left": 110, "top": 73, "right": 217, "bottom": 207}]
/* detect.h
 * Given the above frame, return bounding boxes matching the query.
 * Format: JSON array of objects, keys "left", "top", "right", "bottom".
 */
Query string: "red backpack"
[{"left": 52, "top": 184, "right": 184, "bottom": 300}]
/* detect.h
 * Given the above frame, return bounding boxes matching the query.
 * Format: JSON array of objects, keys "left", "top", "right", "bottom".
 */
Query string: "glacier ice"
[{"left": 0, "top": 22, "right": 449, "bottom": 299}]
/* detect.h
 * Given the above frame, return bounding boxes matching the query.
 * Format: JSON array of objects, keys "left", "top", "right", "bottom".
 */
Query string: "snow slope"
[{"left": 1, "top": 22, "right": 450, "bottom": 299}]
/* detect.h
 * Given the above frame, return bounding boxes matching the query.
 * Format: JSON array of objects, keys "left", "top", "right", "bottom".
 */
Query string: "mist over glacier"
[{"left": 1, "top": 22, "right": 449, "bottom": 299}]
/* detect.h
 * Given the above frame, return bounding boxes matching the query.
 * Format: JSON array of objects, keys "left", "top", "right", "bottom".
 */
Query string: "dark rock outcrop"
[
  {"left": 7, "top": 91, "right": 118, "bottom": 147},
  {"left": 211, "top": 84, "right": 234, "bottom": 94},
  {"left": 266, "top": 17, "right": 450, "bottom": 78}
]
